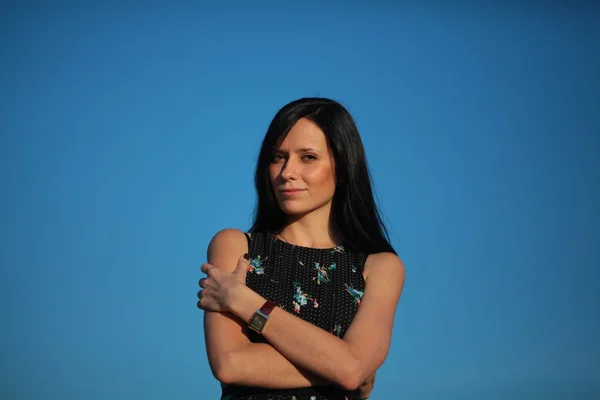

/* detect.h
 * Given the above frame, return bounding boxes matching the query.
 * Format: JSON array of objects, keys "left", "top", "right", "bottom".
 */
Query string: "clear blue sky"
[{"left": 1, "top": 2, "right": 599, "bottom": 399}]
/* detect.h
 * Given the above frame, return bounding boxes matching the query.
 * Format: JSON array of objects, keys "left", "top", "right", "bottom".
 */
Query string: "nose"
[{"left": 281, "top": 157, "right": 299, "bottom": 180}]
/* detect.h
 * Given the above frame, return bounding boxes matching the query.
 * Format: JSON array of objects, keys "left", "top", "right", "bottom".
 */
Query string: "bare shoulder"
[
  {"left": 363, "top": 252, "right": 406, "bottom": 285},
  {"left": 208, "top": 228, "right": 248, "bottom": 249},
  {"left": 206, "top": 228, "right": 249, "bottom": 272}
]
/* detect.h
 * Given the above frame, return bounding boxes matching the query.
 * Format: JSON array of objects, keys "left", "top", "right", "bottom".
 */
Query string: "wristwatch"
[{"left": 248, "top": 300, "right": 277, "bottom": 334}]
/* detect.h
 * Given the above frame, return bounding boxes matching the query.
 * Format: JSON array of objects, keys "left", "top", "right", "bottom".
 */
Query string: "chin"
[
  {"left": 277, "top": 199, "right": 330, "bottom": 216},
  {"left": 278, "top": 203, "right": 310, "bottom": 215}
]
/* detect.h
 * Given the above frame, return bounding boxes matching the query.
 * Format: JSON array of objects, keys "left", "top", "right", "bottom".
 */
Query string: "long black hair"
[{"left": 249, "top": 97, "right": 396, "bottom": 255}]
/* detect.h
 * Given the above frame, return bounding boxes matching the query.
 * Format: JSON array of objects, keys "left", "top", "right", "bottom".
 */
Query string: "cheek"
[
  {"left": 308, "top": 165, "right": 335, "bottom": 191},
  {"left": 268, "top": 164, "right": 280, "bottom": 182}
]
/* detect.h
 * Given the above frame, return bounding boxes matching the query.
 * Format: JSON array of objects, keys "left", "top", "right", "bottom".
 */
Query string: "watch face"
[
  {"left": 250, "top": 314, "right": 266, "bottom": 332},
  {"left": 252, "top": 319, "right": 263, "bottom": 329}
]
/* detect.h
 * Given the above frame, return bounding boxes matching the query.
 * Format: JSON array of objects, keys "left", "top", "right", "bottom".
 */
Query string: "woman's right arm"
[{"left": 202, "top": 228, "right": 328, "bottom": 388}]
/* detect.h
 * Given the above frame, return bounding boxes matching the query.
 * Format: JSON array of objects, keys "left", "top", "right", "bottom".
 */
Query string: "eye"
[
  {"left": 302, "top": 154, "right": 317, "bottom": 161},
  {"left": 270, "top": 153, "right": 285, "bottom": 163}
]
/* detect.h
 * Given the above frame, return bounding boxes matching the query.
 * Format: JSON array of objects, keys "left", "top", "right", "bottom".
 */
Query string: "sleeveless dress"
[{"left": 220, "top": 231, "right": 368, "bottom": 400}]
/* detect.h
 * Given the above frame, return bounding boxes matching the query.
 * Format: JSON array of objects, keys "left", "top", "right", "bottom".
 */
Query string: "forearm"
[
  {"left": 231, "top": 288, "right": 362, "bottom": 390},
  {"left": 222, "top": 342, "right": 329, "bottom": 388}
]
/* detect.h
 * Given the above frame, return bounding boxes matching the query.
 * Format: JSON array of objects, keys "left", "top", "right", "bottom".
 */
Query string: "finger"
[
  {"left": 200, "top": 263, "right": 212, "bottom": 275},
  {"left": 360, "top": 374, "right": 375, "bottom": 387},
  {"left": 196, "top": 291, "right": 203, "bottom": 308},
  {"left": 198, "top": 278, "right": 207, "bottom": 289},
  {"left": 234, "top": 253, "right": 250, "bottom": 275}
]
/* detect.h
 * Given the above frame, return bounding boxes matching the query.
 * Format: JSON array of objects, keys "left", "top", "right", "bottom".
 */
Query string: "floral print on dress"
[
  {"left": 313, "top": 262, "right": 336, "bottom": 285},
  {"left": 292, "top": 281, "right": 317, "bottom": 313},
  {"left": 240, "top": 232, "right": 367, "bottom": 400},
  {"left": 247, "top": 255, "right": 267, "bottom": 274},
  {"left": 333, "top": 324, "right": 342, "bottom": 337},
  {"left": 345, "top": 283, "right": 364, "bottom": 306},
  {"left": 330, "top": 245, "right": 345, "bottom": 254}
]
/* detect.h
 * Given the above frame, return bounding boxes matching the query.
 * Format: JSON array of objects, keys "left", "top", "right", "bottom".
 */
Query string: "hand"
[
  {"left": 197, "top": 253, "right": 249, "bottom": 312},
  {"left": 358, "top": 372, "right": 376, "bottom": 399}
]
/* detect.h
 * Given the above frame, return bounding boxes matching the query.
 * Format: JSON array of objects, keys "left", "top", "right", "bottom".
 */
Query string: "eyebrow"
[{"left": 272, "top": 147, "right": 323, "bottom": 153}]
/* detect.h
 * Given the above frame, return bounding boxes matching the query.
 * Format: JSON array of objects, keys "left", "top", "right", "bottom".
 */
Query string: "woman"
[{"left": 197, "top": 98, "right": 405, "bottom": 400}]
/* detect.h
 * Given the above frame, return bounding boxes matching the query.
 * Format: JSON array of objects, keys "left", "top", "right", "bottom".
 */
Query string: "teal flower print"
[
  {"left": 333, "top": 324, "right": 342, "bottom": 337},
  {"left": 345, "top": 283, "right": 364, "bottom": 306},
  {"left": 292, "top": 281, "right": 314, "bottom": 314},
  {"left": 330, "top": 245, "right": 345, "bottom": 254},
  {"left": 313, "top": 262, "right": 337, "bottom": 285},
  {"left": 247, "top": 255, "right": 267, "bottom": 274}
]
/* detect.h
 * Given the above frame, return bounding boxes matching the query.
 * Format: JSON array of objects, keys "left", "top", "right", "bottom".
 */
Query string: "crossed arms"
[{"left": 201, "top": 228, "right": 405, "bottom": 391}]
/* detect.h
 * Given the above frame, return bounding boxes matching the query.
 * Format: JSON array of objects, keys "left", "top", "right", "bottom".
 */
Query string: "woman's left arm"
[{"left": 201, "top": 252, "right": 405, "bottom": 390}]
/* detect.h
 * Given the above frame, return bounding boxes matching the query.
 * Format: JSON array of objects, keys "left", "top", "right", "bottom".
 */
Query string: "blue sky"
[{"left": 1, "top": 2, "right": 599, "bottom": 399}]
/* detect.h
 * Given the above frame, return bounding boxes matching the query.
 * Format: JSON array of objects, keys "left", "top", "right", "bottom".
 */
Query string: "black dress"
[{"left": 220, "top": 231, "right": 367, "bottom": 400}]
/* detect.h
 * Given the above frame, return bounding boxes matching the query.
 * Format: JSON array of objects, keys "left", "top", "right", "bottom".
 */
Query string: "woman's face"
[{"left": 268, "top": 118, "right": 336, "bottom": 217}]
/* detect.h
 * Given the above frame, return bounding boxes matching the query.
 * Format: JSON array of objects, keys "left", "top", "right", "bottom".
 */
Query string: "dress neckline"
[{"left": 268, "top": 232, "right": 345, "bottom": 251}]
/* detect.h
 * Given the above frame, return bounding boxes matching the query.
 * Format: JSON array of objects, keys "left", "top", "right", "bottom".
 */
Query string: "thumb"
[{"left": 234, "top": 253, "right": 250, "bottom": 276}]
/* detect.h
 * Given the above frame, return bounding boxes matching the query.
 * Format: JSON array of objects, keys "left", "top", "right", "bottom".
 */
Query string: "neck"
[{"left": 278, "top": 204, "right": 342, "bottom": 248}]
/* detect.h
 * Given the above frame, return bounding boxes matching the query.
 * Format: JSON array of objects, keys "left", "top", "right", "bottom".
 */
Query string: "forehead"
[{"left": 276, "top": 118, "right": 328, "bottom": 150}]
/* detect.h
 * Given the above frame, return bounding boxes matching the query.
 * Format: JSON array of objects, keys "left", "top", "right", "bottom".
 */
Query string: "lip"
[
  {"left": 280, "top": 189, "right": 306, "bottom": 196},
  {"left": 280, "top": 189, "right": 305, "bottom": 193}
]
